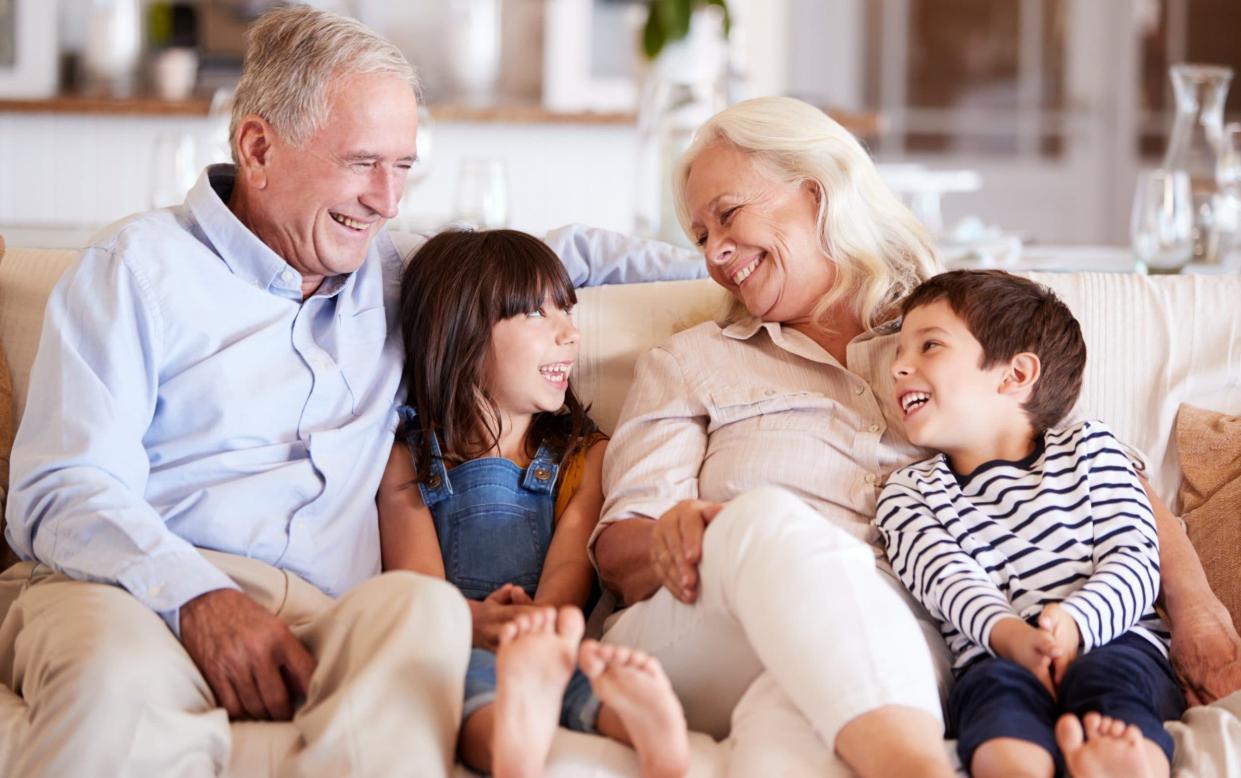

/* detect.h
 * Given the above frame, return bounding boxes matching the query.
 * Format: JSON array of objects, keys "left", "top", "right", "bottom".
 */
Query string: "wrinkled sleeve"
[
  {"left": 5, "top": 247, "right": 239, "bottom": 635},
  {"left": 589, "top": 346, "right": 708, "bottom": 568},
  {"left": 544, "top": 224, "right": 706, "bottom": 287}
]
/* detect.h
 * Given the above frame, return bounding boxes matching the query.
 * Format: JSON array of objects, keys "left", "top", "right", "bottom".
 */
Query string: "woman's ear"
[
  {"left": 1000, "top": 352, "right": 1041, "bottom": 396},
  {"left": 803, "top": 179, "right": 823, "bottom": 205}
]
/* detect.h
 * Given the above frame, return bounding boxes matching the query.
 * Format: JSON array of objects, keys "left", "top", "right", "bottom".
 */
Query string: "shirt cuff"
[{"left": 116, "top": 550, "right": 241, "bottom": 638}]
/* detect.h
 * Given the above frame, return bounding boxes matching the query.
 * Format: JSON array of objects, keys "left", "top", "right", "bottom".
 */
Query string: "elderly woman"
[{"left": 591, "top": 96, "right": 1241, "bottom": 775}]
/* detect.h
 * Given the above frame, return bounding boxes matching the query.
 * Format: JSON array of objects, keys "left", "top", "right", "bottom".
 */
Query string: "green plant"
[{"left": 642, "top": 0, "right": 731, "bottom": 60}]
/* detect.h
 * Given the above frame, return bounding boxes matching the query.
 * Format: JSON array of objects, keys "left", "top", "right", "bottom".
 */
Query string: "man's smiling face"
[{"left": 249, "top": 71, "right": 419, "bottom": 288}]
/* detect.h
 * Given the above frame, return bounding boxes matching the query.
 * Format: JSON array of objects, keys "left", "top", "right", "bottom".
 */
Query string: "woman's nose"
[{"left": 704, "top": 233, "right": 734, "bottom": 266}]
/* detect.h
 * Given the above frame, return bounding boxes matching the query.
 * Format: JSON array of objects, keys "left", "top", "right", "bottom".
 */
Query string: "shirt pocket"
[
  {"left": 336, "top": 306, "right": 390, "bottom": 414},
  {"left": 708, "top": 386, "right": 836, "bottom": 433}
]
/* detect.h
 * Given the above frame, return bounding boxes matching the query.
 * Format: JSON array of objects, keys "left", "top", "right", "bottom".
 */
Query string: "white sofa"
[{"left": 1, "top": 235, "right": 1240, "bottom": 776}]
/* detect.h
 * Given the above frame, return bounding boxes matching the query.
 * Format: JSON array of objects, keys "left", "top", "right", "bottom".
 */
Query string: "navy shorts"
[{"left": 949, "top": 631, "right": 1185, "bottom": 774}]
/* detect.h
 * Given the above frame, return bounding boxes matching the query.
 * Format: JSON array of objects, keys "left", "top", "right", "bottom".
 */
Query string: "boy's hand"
[
  {"left": 1039, "top": 603, "right": 1081, "bottom": 686},
  {"left": 990, "top": 617, "right": 1060, "bottom": 698}
]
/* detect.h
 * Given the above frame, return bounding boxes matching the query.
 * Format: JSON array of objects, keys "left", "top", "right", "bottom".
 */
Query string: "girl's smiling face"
[{"left": 484, "top": 293, "right": 581, "bottom": 421}]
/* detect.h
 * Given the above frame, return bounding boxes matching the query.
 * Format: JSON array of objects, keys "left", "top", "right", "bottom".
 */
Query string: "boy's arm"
[
  {"left": 534, "top": 440, "right": 608, "bottom": 608},
  {"left": 1057, "top": 426, "right": 1160, "bottom": 652},
  {"left": 876, "top": 478, "right": 1021, "bottom": 654}
]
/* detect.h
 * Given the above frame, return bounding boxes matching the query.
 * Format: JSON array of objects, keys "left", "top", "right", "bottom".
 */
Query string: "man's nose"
[{"left": 364, "top": 167, "right": 403, "bottom": 220}]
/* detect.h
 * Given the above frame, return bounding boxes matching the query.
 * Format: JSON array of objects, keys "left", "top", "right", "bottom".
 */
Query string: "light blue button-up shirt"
[{"left": 5, "top": 165, "right": 403, "bottom": 632}]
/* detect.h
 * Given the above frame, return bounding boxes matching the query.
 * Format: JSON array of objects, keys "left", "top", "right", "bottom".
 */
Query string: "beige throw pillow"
[{"left": 1175, "top": 403, "right": 1241, "bottom": 632}]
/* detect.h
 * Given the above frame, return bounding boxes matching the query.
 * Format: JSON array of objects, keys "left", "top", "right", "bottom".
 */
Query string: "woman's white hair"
[
  {"left": 229, "top": 5, "right": 419, "bottom": 162},
  {"left": 673, "top": 96, "right": 941, "bottom": 330}
]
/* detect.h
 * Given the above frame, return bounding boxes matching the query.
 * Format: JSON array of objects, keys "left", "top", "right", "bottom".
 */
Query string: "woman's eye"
[{"left": 721, "top": 206, "right": 739, "bottom": 224}]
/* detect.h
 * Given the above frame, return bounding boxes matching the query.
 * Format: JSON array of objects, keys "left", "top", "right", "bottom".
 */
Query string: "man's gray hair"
[{"left": 229, "top": 4, "right": 419, "bottom": 162}]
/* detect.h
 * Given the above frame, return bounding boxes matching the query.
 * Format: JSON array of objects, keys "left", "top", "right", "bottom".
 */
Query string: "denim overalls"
[{"left": 397, "top": 406, "right": 599, "bottom": 730}]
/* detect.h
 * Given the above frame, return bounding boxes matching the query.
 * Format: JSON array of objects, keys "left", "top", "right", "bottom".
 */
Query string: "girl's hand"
[
  {"left": 990, "top": 617, "right": 1060, "bottom": 698},
  {"left": 1039, "top": 603, "right": 1081, "bottom": 685},
  {"left": 470, "top": 585, "right": 540, "bottom": 650},
  {"left": 650, "top": 499, "right": 723, "bottom": 604}
]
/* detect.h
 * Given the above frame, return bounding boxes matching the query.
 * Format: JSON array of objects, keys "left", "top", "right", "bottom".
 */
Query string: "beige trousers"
[{"left": 0, "top": 551, "right": 470, "bottom": 778}]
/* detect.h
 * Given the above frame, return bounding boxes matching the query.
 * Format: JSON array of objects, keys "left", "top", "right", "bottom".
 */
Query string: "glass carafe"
[{"left": 1162, "top": 64, "right": 1233, "bottom": 265}]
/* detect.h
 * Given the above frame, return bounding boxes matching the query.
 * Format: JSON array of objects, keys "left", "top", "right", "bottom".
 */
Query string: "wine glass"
[
  {"left": 1131, "top": 169, "right": 1193, "bottom": 274},
  {"left": 391, "top": 105, "right": 434, "bottom": 231},
  {"left": 453, "top": 158, "right": 509, "bottom": 229}
]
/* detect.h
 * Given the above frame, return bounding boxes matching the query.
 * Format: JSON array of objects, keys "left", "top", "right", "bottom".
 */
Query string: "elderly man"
[{"left": 1, "top": 7, "right": 468, "bottom": 777}]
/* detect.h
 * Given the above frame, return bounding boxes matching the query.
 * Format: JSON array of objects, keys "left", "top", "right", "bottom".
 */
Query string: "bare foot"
[
  {"left": 492, "top": 606, "right": 585, "bottom": 778},
  {"left": 1056, "top": 712, "right": 1160, "bottom": 778},
  {"left": 580, "top": 639, "right": 690, "bottom": 778}
]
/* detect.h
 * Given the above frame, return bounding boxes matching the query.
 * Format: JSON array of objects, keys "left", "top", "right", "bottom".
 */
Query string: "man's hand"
[
  {"left": 990, "top": 617, "right": 1060, "bottom": 698},
  {"left": 470, "top": 584, "right": 542, "bottom": 651},
  {"left": 650, "top": 500, "right": 723, "bottom": 604},
  {"left": 180, "top": 589, "right": 317, "bottom": 721},
  {"left": 1169, "top": 602, "right": 1241, "bottom": 706},
  {"left": 1038, "top": 603, "right": 1081, "bottom": 686}
]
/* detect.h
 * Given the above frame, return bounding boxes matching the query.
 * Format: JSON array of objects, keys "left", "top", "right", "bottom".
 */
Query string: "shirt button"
[
  {"left": 281, "top": 270, "right": 293, "bottom": 282},
  {"left": 864, "top": 473, "right": 877, "bottom": 485},
  {"left": 148, "top": 584, "right": 164, "bottom": 598},
  {"left": 764, "top": 389, "right": 776, "bottom": 397},
  {"left": 534, "top": 468, "right": 551, "bottom": 481},
  {"left": 427, "top": 474, "right": 442, "bottom": 488},
  {"left": 868, "top": 424, "right": 880, "bottom": 433},
  {"left": 854, "top": 385, "right": 866, "bottom": 396}
]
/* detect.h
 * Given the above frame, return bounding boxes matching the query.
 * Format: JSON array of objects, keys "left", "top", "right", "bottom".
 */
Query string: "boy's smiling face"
[{"left": 892, "top": 299, "right": 1035, "bottom": 472}]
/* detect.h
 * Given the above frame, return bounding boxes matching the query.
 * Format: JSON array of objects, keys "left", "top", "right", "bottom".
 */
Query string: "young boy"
[{"left": 875, "top": 270, "right": 1185, "bottom": 778}]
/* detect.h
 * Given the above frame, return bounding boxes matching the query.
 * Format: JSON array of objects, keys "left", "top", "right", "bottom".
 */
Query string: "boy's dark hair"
[
  {"left": 900, "top": 269, "right": 1086, "bottom": 433},
  {"left": 397, "top": 229, "right": 596, "bottom": 484}
]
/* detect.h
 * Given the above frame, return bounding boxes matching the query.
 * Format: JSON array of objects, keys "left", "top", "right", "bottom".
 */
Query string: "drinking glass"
[
  {"left": 1131, "top": 169, "right": 1193, "bottom": 274},
  {"left": 453, "top": 158, "right": 509, "bottom": 229},
  {"left": 1216, "top": 123, "right": 1241, "bottom": 268}
]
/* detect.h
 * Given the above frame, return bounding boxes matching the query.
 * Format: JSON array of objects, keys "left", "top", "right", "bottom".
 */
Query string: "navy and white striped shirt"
[{"left": 875, "top": 420, "right": 1169, "bottom": 672}]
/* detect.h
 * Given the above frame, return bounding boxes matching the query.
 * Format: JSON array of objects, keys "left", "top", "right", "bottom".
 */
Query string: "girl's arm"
[
  {"left": 534, "top": 439, "right": 609, "bottom": 608},
  {"left": 376, "top": 442, "right": 446, "bottom": 578}
]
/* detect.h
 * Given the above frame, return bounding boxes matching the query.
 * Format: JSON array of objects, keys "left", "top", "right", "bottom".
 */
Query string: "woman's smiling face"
[{"left": 684, "top": 142, "right": 837, "bottom": 326}]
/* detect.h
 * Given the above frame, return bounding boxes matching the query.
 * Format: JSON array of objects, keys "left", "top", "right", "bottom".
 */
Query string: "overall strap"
[
  {"left": 397, "top": 405, "right": 455, "bottom": 506},
  {"left": 521, "top": 440, "right": 561, "bottom": 494}
]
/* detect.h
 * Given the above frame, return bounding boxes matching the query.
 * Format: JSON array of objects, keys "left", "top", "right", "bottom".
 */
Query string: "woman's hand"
[
  {"left": 650, "top": 499, "right": 723, "bottom": 604},
  {"left": 470, "top": 584, "right": 541, "bottom": 651}
]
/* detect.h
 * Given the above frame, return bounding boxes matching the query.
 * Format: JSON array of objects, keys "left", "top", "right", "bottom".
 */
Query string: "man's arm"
[
  {"left": 6, "top": 246, "right": 239, "bottom": 629},
  {"left": 544, "top": 224, "right": 706, "bottom": 287},
  {"left": 6, "top": 244, "right": 315, "bottom": 720},
  {"left": 1143, "top": 476, "right": 1241, "bottom": 705}
]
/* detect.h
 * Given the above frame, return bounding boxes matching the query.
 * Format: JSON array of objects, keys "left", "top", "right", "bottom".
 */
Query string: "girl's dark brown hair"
[{"left": 397, "top": 229, "right": 596, "bottom": 483}]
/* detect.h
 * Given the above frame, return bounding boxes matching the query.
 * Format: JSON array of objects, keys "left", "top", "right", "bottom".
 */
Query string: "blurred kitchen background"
[{"left": 1, "top": 0, "right": 1240, "bottom": 269}]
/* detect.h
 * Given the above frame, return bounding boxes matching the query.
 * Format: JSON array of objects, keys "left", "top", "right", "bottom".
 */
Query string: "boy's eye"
[{"left": 921, "top": 340, "right": 940, "bottom": 353}]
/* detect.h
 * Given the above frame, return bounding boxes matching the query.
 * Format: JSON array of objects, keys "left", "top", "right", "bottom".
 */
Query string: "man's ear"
[
  {"left": 234, "top": 115, "right": 276, "bottom": 189},
  {"left": 1000, "top": 352, "right": 1041, "bottom": 396}
]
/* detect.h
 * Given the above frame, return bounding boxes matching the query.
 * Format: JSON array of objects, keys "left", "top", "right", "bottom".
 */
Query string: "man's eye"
[{"left": 694, "top": 233, "right": 707, "bottom": 247}]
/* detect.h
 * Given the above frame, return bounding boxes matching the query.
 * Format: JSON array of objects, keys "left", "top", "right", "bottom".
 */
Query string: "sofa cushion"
[
  {"left": 1175, "top": 403, "right": 1241, "bottom": 632},
  {"left": 0, "top": 236, "right": 12, "bottom": 567}
]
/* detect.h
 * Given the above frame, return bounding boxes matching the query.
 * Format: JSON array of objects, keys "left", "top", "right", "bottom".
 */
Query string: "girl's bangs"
[{"left": 490, "top": 233, "right": 578, "bottom": 320}]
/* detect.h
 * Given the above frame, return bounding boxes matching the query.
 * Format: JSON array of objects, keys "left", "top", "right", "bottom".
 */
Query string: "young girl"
[{"left": 377, "top": 229, "right": 690, "bottom": 778}]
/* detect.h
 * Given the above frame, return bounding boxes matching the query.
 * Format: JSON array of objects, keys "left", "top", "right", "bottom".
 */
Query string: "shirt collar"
[
  {"left": 185, "top": 163, "right": 347, "bottom": 299},
  {"left": 721, "top": 314, "right": 901, "bottom": 347}
]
